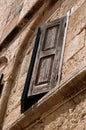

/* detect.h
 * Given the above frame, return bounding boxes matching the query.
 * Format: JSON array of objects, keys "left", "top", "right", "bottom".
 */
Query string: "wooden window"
[
  {"left": 21, "top": 13, "right": 70, "bottom": 112},
  {"left": 28, "top": 17, "right": 66, "bottom": 96}
]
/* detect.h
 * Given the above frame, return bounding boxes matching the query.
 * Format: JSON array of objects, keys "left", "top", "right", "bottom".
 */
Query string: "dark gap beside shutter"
[
  {"left": 0, "top": 74, "right": 3, "bottom": 96},
  {"left": 21, "top": 27, "right": 42, "bottom": 112}
]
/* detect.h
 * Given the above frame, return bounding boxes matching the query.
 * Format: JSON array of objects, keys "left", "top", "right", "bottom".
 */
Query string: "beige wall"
[
  {"left": 26, "top": 89, "right": 86, "bottom": 130},
  {"left": 0, "top": 0, "right": 86, "bottom": 129}
]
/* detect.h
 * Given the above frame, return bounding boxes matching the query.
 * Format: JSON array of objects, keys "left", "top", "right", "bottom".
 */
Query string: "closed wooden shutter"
[
  {"left": 21, "top": 13, "right": 70, "bottom": 112},
  {"left": 28, "top": 16, "right": 67, "bottom": 96}
]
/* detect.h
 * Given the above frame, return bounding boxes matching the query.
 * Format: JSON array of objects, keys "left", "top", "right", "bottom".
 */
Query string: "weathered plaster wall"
[
  {"left": 26, "top": 89, "right": 86, "bottom": 130},
  {"left": 0, "top": 0, "right": 86, "bottom": 129},
  {"left": 0, "top": 0, "right": 40, "bottom": 44},
  {"left": 0, "top": 0, "right": 46, "bottom": 128}
]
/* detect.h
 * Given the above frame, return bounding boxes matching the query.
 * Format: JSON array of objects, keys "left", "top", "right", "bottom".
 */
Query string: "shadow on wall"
[{"left": 0, "top": 56, "right": 8, "bottom": 70}]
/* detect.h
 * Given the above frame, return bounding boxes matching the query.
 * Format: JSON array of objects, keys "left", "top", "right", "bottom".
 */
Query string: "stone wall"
[
  {"left": 0, "top": 0, "right": 86, "bottom": 129},
  {"left": 26, "top": 89, "right": 86, "bottom": 130}
]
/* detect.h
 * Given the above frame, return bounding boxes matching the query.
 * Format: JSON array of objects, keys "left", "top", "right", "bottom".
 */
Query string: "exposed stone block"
[
  {"left": 67, "top": 1, "right": 86, "bottom": 43},
  {"left": 64, "top": 30, "right": 85, "bottom": 62}
]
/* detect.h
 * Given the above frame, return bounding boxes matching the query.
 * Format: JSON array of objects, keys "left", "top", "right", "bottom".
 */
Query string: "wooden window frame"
[{"left": 21, "top": 11, "right": 70, "bottom": 113}]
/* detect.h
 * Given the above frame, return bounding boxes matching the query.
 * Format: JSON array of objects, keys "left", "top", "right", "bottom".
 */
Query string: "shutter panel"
[
  {"left": 28, "top": 16, "right": 67, "bottom": 96},
  {"left": 21, "top": 12, "right": 70, "bottom": 112}
]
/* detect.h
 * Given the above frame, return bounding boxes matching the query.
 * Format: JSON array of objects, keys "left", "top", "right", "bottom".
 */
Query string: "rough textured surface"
[
  {"left": 64, "top": 30, "right": 85, "bottom": 62},
  {"left": 0, "top": 0, "right": 86, "bottom": 129},
  {"left": 0, "top": 0, "right": 40, "bottom": 44},
  {"left": 4, "top": 67, "right": 86, "bottom": 130},
  {"left": 28, "top": 90, "right": 86, "bottom": 130}
]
